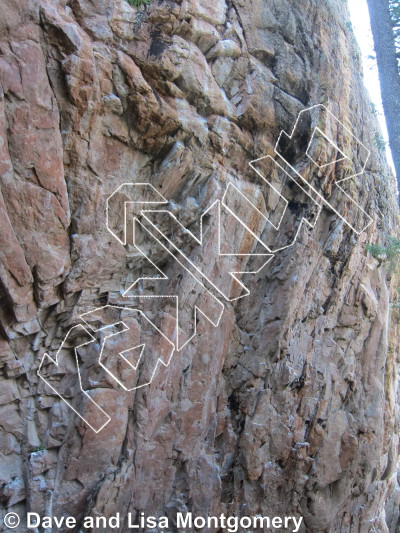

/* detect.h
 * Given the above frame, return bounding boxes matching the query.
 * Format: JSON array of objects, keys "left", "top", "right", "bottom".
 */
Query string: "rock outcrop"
[{"left": 0, "top": 0, "right": 399, "bottom": 532}]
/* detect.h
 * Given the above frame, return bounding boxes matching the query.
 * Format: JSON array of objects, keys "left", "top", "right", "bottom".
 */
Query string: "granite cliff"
[{"left": 0, "top": 0, "right": 399, "bottom": 531}]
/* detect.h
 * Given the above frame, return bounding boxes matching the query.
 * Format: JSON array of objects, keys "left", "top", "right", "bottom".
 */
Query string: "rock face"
[{"left": 0, "top": 0, "right": 399, "bottom": 532}]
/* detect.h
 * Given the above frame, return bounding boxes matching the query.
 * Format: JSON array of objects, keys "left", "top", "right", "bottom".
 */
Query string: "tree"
[
  {"left": 389, "top": 1, "right": 400, "bottom": 71},
  {"left": 366, "top": 0, "right": 400, "bottom": 194}
]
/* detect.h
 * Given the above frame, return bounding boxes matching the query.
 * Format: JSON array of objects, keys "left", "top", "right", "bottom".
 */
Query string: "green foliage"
[
  {"left": 370, "top": 102, "right": 378, "bottom": 116},
  {"left": 368, "top": 237, "right": 400, "bottom": 313},
  {"left": 390, "top": 1, "right": 400, "bottom": 25},
  {"left": 368, "top": 237, "right": 400, "bottom": 316},
  {"left": 345, "top": 20, "right": 353, "bottom": 32},
  {"left": 366, "top": 236, "right": 400, "bottom": 272},
  {"left": 374, "top": 133, "right": 387, "bottom": 153},
  {"left": 31, "top": 444, "right": 46, "bottom": 453},
  {"left": 390, "top": 0, "right": 400, "bottom": 71},
  {"left": 127, "top": 0, "right": 151, "bottom": 6}
]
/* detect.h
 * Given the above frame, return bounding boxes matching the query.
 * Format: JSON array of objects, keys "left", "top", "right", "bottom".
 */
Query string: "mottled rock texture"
[{"left": 0, "top": 0, "right": 399, "bottom": 532}]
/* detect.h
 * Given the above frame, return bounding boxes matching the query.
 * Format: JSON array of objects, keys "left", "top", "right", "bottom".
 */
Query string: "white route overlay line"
[
  {"left": 37, "top": 306, "right": 175, "bottom": 431},
  {"left": 80, "top": 305, "right": 175, "bottom": 392},
  {"left": 120, "top": 344, "right": 145, "bottom": 371},
  {"left": 222, "top": 181, "right": 287, "bottom": 233},
  {"left": 225, "top": 159, "right": 323, "bottom": 254},
  {"left": 106, "top": 182, "right": 168, "bottom": 246},
  {"left": 139, "top": 202, "right": 273, "bottom": 302},
  {"left": 275, "top": 103, "right": 373, "bottom": 235},
  {"left": 38, "top": 102, "right": 373, "bottom": 432},
  {"left": 306, "top": 127, "right": 347, "bottom": 169},
  {"left": 122, "top": 234, "right": 225, "bottom": 352},
  {"left": 37, "top": 324, "right": 111, "bottom": 434}
]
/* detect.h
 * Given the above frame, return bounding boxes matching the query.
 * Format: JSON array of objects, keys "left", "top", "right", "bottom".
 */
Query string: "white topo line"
[{"left": 37, "top": 103, "right": 373, "bottom": 432}]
